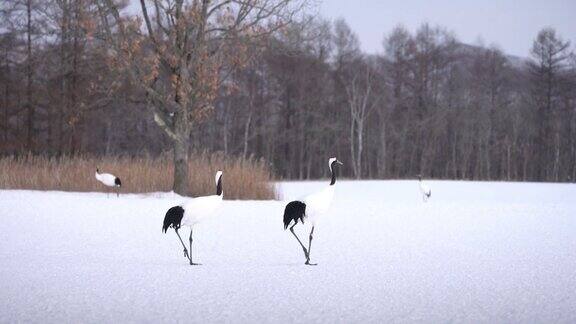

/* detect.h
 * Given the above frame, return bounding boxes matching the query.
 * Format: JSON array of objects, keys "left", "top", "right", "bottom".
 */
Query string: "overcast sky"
[{"left": 318, "top": 0, "right": 576, "bottom": 57}]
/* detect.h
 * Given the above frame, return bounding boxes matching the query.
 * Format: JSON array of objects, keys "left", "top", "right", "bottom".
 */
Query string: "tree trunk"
[
  {"left": 283, "top": 86, "right": 292, "bottom": 178},
  {"left": 505, "top": 137, "right": 511, "bottom": 181},
  {"left": 173, "top": 137, "right": 189, "bottom": 195},
  {"left": 243, "top": 109, "right": 252, "bottom": 159},
  {"left": 379, "top": 119, "right": 387, "bottom": 178},
  {"left": 69, "top": 10, "right": 81, "bottom": 154},
  {"left": 3, "top": 46, "right": 9, "bottom": 144},
  {"left": 553, "top": 130, "right": 560, "bottom": 181},
  {"left": 59, "top": 1, "right": 69, "bottom": 155},
  {"left": 356, "top": 119, "right": 364, "bottom": 179},
  {"left": 25, "top": 0, "right": 34, "bottom": 151},
  {"left": 222, "top": 99, "right": 230, "bottom": 155},
  {"left": 349, "top": 116, "right": 357, "bottom": 178}
]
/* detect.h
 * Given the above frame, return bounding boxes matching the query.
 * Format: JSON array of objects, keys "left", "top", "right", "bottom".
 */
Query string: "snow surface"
[{"left": 1, "top": 180, "right": 575, "bottom": 323}]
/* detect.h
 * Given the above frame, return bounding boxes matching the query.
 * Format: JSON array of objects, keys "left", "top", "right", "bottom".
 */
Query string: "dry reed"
[{"left": 0, "top": 152, "right": 276, "bottom": 200}]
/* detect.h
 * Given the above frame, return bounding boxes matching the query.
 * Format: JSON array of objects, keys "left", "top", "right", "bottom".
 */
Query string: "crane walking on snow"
[
  {"left": 283, "top": 158, "right": 343, "bottom": 265},
  {"left": 95, "top": 168, "right": 122, "bottom": 197},
  {"left": 162, "top": 171, "right": 224, "bottom": 265}
]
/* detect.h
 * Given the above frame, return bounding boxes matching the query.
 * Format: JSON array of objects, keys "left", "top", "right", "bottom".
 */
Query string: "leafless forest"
[{"left": 1, "top": 0, "right": 575, "bottom": 189}]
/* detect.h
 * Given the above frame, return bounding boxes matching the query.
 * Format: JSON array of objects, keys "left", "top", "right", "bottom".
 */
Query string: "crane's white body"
[
  {"left": 300, "top": 158, "right": 340, "bottom": 225},
  {"left": 181, "top": 195, "right": 223, "bottom": 226},
  {"left": 302, "top": 185, "right": 335, "bottom": 225},
  {"left": 181, "top": 171, "right": 223, "bottom": 227},
  {"left": 419, "top": 180, "right": 431, "bottom": 202},
  {"left": 95, "top": 171, "right": 119, "bottom": 187}
]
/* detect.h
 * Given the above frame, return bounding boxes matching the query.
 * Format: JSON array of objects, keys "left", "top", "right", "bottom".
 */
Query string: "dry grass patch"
[{"left": 0, "top": 152, "right": 276, "bottom": 200}]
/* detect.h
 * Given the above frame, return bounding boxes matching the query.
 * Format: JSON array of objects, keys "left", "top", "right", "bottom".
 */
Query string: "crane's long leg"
[
  {"left": 289, "top": 223, "right": 309, "bottom": 261},
  {"left": 305, "top": 226, "right": 317, "bottom": 266},
  {"left": 174, "top": 228, "right": 190, "bottom": 261},
  {"left": 189, "top": 227, "right": 201, "bottom": 265}
]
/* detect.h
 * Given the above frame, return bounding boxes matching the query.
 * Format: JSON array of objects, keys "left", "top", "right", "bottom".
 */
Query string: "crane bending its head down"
[{"left": 95, "top": 168, "right": 122, "bottom": 197}]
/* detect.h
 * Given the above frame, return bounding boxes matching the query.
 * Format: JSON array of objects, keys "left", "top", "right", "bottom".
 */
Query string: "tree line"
[{"left": 1, "top": 0, "right": 575, "bottom": 188}]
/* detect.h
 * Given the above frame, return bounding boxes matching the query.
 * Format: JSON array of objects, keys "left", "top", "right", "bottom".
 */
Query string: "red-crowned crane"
[
  {"left": 283, "top": 158, "right": 343, "bottom": 265},
  {"left": 95, "top": 168, "right": 122, "bottom": 197},
  {"left": 162, "top": 171, "right": 223, "bottom": 265},
  {"left": 418, "top": 174, "right": 431, "bottom": 202}
]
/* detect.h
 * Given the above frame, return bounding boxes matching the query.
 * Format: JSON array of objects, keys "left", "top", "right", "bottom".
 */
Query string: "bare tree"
[
  {"left": 528, "top": 28, "right": 571, "bottom": 181},
  {"left": 382, "top": 25, "right": 413, "bottom": 178},
  {"left": 344, "top": 61, "right": 376, "bottom": 178},
  {"left": 95, "top": 0, "right": 307, "bottom": 194}
]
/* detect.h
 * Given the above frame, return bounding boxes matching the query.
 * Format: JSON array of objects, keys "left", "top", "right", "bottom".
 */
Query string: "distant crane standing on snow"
[
  {"left": 95, "top": 168, "right": 122, "bottom": 197},
  {"left": 162, "top": 171, "right": 223, "bottom": 265},
  {"left": 418, "top": 174, "right": 431, "bottom": 202},
  {"left": 283, "top": 158, "right": 343, "bottom": 265}
]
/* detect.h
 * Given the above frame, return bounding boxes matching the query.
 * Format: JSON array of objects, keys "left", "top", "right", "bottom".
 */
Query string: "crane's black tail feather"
[
  {"left": 162, "top": 206, "right": 184, "bottom": 233},
  {"left": 283, "top": 201, "right": 306, "bottom": 230}
]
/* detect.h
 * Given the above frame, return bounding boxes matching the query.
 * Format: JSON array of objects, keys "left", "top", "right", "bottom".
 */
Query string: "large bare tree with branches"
[{"left": 95, "top": 0, "right": 307, "bottom": 194}]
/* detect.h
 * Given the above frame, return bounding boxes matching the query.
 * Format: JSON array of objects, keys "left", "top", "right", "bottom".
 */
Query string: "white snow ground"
[{"left": 0, "top": 180, "right": 575, "bottom": 323}]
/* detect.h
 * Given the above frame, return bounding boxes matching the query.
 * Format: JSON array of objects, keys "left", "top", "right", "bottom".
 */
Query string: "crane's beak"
[{"left": 336, "top": 160, "right": 343, "bottom": 166}]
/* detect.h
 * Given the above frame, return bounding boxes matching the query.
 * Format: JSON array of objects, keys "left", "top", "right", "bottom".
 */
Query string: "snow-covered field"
[{"left": 1, "top": 180, "right": 575, "bottom": 323}]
